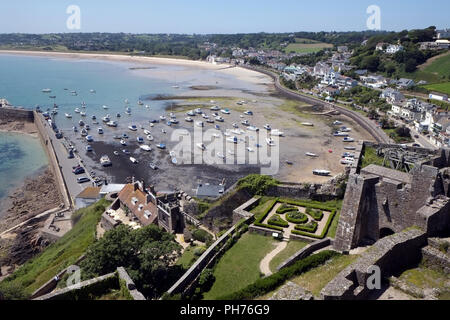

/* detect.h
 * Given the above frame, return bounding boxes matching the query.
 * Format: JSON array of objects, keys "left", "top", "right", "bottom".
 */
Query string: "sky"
[{"left": 0, "top": 0, "right": 448, "bottom": 34}]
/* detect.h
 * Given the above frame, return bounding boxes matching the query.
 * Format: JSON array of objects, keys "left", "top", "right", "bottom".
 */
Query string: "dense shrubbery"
[
  {"left": 267, "top": 214, "right": 289, "bottom": 228},
  {"left": 192, "top": 229, "right": 213, "bottom": 244},
  {"left": 218, "top": 250, "right": 340, "bottom": 300},
  {"left": 237, "top": 174, "right": 278, "bottom": 196},
  {"left": 79, "top": 224, "right": 183, "bottom": 299},
  {"left": 285, "top": 211, "right": 308, "bottom": 224}
]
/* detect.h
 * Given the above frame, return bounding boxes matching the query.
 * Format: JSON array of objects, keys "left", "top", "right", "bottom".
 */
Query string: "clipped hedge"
[
  {"left": 295, "top": 221, "right": 318, "bottom": 233},
  {"left": 253, "top": 198, "right": 283, "bottom": 232},
  {"left": 217, "top": 250, "right": 340, "bottom": 300},
  {"left": 285, "top": 211, "right": 308, "bottom": 224},
  {"left": 276, "top": 204, "right": 297, "bottom": 215},
  {"left": 305, "top": 208, "right": 324, "bottom": 221},
  {"left": 280, "top": 199, "right": 335, "bottom": 212},
  {"left": 292, "top": 210, "right": 337, "bottom": 239},
  {"left": 267, "top": 214, "right": 289, "bottom": 228}
]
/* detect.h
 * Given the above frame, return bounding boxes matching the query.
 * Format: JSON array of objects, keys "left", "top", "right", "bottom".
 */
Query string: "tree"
[
  {"left": 395, "top": 126, "right": 411, "bottom": 138},
  {"left": 361, "top": 55, "right": 380, "bottom": 72},
  {"left": 405, "top": 58, "right": 418, "bottom": 73},
  {"left": 80, "top": 224, "right": 182, "bottom": 298}
]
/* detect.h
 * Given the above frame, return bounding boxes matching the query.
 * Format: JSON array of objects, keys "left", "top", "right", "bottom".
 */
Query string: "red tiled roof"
[{"left": 118, "top": 184, "right": 158, "bottom": 226}]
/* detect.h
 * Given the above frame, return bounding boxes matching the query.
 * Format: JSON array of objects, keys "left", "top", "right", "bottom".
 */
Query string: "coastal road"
[
  {"left": 38, "top": 115, "right": 87, "bottom": 203},
  {"left": 242, "top": 66, "right": 393, "bottom": 144}
]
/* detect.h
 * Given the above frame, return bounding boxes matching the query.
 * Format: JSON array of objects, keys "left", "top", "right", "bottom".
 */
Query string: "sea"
[{"left": 0, "top": 53, "right": 265, "bottom": 209}]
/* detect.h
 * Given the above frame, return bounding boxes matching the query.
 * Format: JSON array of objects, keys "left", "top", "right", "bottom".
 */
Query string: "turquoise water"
[{"left": 0, "top": 132, "right": 48, "bottom": 214}]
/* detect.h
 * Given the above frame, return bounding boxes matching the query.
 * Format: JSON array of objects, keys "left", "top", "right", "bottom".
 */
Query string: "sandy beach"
[{"left": 0, "top": 50, "right": 271, "bottom": 86}]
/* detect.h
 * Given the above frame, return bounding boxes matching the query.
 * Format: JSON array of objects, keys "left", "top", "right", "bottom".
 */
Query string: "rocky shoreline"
[{"left": 0, "top": 119, "right": 63, "bottom": 279}]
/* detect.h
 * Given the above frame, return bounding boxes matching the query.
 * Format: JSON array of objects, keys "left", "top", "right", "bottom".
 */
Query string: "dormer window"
[
  {"left": 131, "top": 197, "right": 138, "bottom": 205},
  {"left": 144, "top": 210, "right": 152, "bottom": 219},
  {"left": 138, "top": 204, "right": 144, "bottom": 211}
]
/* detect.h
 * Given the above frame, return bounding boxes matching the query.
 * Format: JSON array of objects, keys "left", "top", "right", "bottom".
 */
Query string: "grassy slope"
[
  {"left": 0, "top": 199, "right": 109, "bottom": 295},
  {"left": 284, "top": 38, "right": 333, "bottom": 54},
  {"left": 423, "top": 82, "right": 450, "bottom": 95},
  {"left": 203, "top": 233, "right": 276, "bottom": 300},
  {"left": 269, "top": 240, "right": 308, "bottom": 273}
]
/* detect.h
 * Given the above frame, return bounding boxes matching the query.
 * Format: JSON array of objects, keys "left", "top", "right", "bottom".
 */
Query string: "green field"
[
  {"left": 423, "top": 82, "right": 450, "bottom": 95},
  {"left": 202, "top": 233, "right": 276, "bottom": 300},
  {"left": 0, "top": 199, "right": 110, "bottom": 298},
  {"left": 284, "top": 38, "right": 333, "bottom": 54}
]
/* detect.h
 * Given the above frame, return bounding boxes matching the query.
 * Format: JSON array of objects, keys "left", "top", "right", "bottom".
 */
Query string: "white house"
[{"left": 386, "top": 44, "right": 404, "bottom": 54}]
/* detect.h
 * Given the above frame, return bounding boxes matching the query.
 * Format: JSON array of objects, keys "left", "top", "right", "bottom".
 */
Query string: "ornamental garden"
[{"left": 253, "top": 198, "right": 338, "bottom": 240}]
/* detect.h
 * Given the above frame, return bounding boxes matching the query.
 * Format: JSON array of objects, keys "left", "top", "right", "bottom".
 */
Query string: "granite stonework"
[
  {"left": 321, "top": 228, "right": 427, "bottom": 300},
  {"left": 334, "top": 142, "right": 450, "bottom": 252},
  {"left": 269, "top": 282, "right": 313, "bottom": 300}
]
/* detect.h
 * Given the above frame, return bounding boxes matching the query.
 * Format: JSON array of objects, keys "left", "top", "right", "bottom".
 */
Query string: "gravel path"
[{"left": 260, "top": 241, "right": 287, "bottom": 277}]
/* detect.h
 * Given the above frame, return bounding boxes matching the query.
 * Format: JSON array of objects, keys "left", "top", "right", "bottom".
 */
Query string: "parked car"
[
  {"left": 76, "top": 177, "right": 90, "bottom": 184},
  {"left": 72, "top": 167, "right": 85, "bottom": 175}
]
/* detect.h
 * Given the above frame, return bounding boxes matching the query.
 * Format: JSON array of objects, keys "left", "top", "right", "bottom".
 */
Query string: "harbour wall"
[
  {"left": 0, "top": 106, "right": 34, "bottom": 122},
  {"left": 33, "top": 111, "right": 71, "bottom": 209}
]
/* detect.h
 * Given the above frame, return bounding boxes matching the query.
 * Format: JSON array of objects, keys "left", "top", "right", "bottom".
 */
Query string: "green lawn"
[
  {"left": 269, "top": 241, "right": 308, "bottom": 273},
  {"left": 0, "top": 199, "right": 110, "bottom": 297},
  {"left": 361, "top": 146, "right": 385, "bottom": 168},
  {"left": 399, "top": 266, "right": 450, "bottom": 300},
  {"left": 326, "top": 211, "right": 340, "bottom": 239},
  {"left": 421, "top": 52, "right": 450, "bottom": 78},
  {"left": 290, "top": 254, "right": 359, "bottom": 296},
  {"left": 202, "top": 233, "right": 276, "bottom": 300},
  {"left": 284, "top": 39, "right": 333, "bottom": 54},
  {"left": 176, "top": 245, "right": 202, "bottom": 270},
  {"left": 423, "top": 82, "right": 450, "bottom": 95}
]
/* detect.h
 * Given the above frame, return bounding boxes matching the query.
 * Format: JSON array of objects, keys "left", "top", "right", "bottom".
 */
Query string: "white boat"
[
  {"left": 221, "top": 109, "right": 231, "bottom": 114},
  {"left": 138, "top": 100, "right": 144, "bottom": 106},
  {"left": 264, "top": 124, "right": 272, "bottom": 131},
  {"left": 42, "top": 88, "right": 52, "bottom": 93},
  {"left": 137, "top": 137, "right": 144, "bottom": 143},
  {"left": 100, "top": 155, "right": 112, "bottom": 167},
  {"left": 227, "top": 136, "right": 238, "bottom": 144},
  {"left": 228, "top": 149, "right": 235, "bottom": 155},
  {"left": 102, "top": 115, "right": 111, "bottom": 123},
  {"left": 313, "top": 169, "right": 331, "bottom": 176},
  {"left": 80, "top": 112, "right": 86, "bottom": 117},
  {"left": 107, "top": 121, "right": 118, "bottom": 127},
  {"left": 231, "top": 129, "right": 243, "bottom": 135},
  {"left": 185, "top": 117, "right": 194, "bottom": 122},
  {"left": 212, "top": 133, "right": 220, "bottom": 138},
  {"left": 196, "top": 121, "right": 204, "bottom": 128},
  {"left": 171, "top": 157, "right": 178, "bottom": 165},
  {"left": 97, "top": 128, "right": 104, "bottom": 134},
  {"left": 130, "top": 157, "right": 138, "bottom": 164},
  {"left": 74, "top": 108, "right": 81, "bottom": 113},
  {"left": 90, "top": 89, "right": 96, "bottom": 93},
  {"left": 197, "top": 143, "right": 206, "bottom": 151},
  {"left": 128, "top": 125, "right": 138, "bottom": 131},
  {"left": 210, "top": 106, "right": 220, "bottom": 111},
  {"left": 160, "top": 115, "right": 167, "bottom": 120},
  {"left": 195, "top": 108, "right": 203, "bottom": 114},
  {"left": 202, "top": 114, "right": 210, "bottom": 119},
  {"left": 156, "top": 143, "right": 166, "bottom": 149},
  {"left": 86, "top": 135, "right": 94, "bottom": 142},
  {"left": 140, "top": 145, "right": 152, "bottom": 152},
  {"left": 306, "top": 152, "right": 318, "bottom": 157},
  {"left": 81, "top": 102, "right": 87, "bottom": 108},
  {"left": 65, "top": 113, "right": 72, "bottom": 118},
  {"left": 144, "top": 129, "right": 151, "bottom": 135},
  {"left": 241, "top": 120, "right": 250, "bottom": 126},
  {"left": 120, "top": 139, "right": 127, "bottom": 146},
  {"left": 113, "top": 151, "right": 119, "bottom": 156},
  {"left": 215, "top": 116, "right": 224, "bottom": 122},
  {"left": 169, "top": 151, "right": 176, "bottom": 157},
  {"left": 186, "top": 110, "right": 195, "bottom": 116},
  {"left": 103, "top": 105, "right": 109, "bottom": 110},
  {"left": 333, "top": 121, "right": 343, "bottom": 126},
  {"left": 125, "top": 108, "right": 132, "bottom": 115},
  {"left": 232, "top": 123, "right": 239, "bottom": 128},
  {"left": 271, "top": 130, "right": 284, "bottom": 137},
  {"left": 161, "top": 129, "right": 167, "bottom": 134},
  {"left": 345, "top": 146, "right": 357, "bottom": 150},
  {"left": 145, "top": 105, "right": 150, "bottom": 109},
  {"left": 146, "top": 135, "right": 154, "bottom": 141},
  {"left": 217, "top": 152, "right": 225, "bottom": 159},
  {"left": 247, "top": 126, "right": 259, "bottom": 132},
  {"left": 125, "top": 99, "right": 130, "bottom": 104},
  {"left": 266, "top": 138, "right": 276, "bottom": 146},
  {"left": 302, "top": 122, "right": 314, "bottom": 127},
  {"left": 340, "top": 127, "right": 352, "bottom": 132},
  {"left": 81, "top": 129, "right": 88, "bottom": 137},
  {"left": 149, "top": 163, "right": 158, "bottom": 170},
  {"left": 170, "top": 119, "right": 179, "bottom": 124},
  {"left": 334, "top": 131, "right": 349, "bottom": 137},
  {"left": 247, "top": 147, "right": 255, "bottom": 152},
  {"left": 343, "top": 137, "right": 355, "bottom": 142}
]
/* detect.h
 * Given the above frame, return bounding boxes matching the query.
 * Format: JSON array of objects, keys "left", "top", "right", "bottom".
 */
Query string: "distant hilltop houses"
[{"left": 375, "top": 43, "right": 404, "bottom": 54}]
